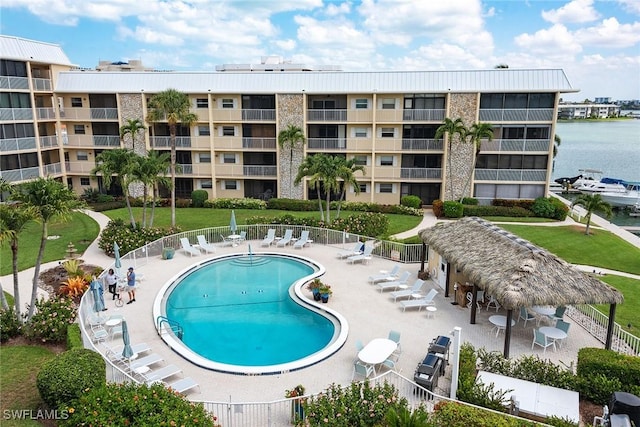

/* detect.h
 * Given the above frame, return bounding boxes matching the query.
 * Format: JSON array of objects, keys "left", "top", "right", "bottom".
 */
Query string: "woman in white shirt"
[{"left": 104, "top": 268, "right": 118, "bottom": 300}]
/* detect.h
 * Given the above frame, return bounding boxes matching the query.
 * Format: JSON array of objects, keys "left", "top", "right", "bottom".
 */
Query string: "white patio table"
[{"left": 358, "top": 338, "right": 397, "bottom": 375}]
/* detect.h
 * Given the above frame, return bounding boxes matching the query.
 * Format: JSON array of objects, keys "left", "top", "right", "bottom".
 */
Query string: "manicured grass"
[
  {"left": 484, "top": 216, "right": 556, "bottom": 223},
  {"left": 0, "top": 211, "right": 100, "bottom": 276},
  {"left": 594, "top": 275, "right": 640, "bottom": 334},
  {"left": 0, "top": 345, "right": 57, "bottom": 427}
]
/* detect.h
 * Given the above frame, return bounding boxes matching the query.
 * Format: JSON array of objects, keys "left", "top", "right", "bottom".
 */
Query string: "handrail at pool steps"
[{"left": 156, "top": 316, "right": 184, "bottom": 341}]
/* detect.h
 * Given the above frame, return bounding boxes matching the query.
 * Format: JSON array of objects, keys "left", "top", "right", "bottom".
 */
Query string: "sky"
[{"left": 1, "top": 0, "right": 639, "bottom": 102}]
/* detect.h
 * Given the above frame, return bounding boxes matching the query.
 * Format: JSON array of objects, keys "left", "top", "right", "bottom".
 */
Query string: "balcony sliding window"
[
  {"left": 0, "top": 60, "right": 28, "bottom": 77},
  {"left": 0, "top": 92, "right": 31, "bottom": 108}
]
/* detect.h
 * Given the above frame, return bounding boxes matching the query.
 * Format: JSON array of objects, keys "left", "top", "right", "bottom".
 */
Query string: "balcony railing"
[
  {"left": 0, "top": 108, "right": 33, "bottom": 121},
  {"left": 401, "top": 138, "right": 444, "bottom": 151},
  {"left": 43, "top": 162, "right": 62, "bottom": 176},
  {"left": 307, "top": 109, "right": 347, "bottom": 121},
  {"left": 93, "top": 135, "right": 121, "bottom": 147},
  {"left": 479, "top": 108, "right": 554, "bottom": 122},
  {"left": 1, "top": 137, "right": 37, "bottom": 152},
  {"left": 32, "top": 78, "right": 52, "bottom": 91},
  {"left": 474, "top": 169, "right": 548, "bottom": 181},
  {"left": 90, "top": 108, "right": 119, "bottom": 120},
  {"left": 36, "top": 107, "right": 56, "bottom": 120},
  {"left": 39, "top": 135, "right": 58, "bottom": 149},
  {"left": 0, "top": 166, "right": 40, "bottom": 182},
  {"left": 243, "top": 165, "right": 277, "bottom": 176},
  {"left": 176, "top": 164, "right": 193, "bottom": 175},
  {"left": 150, "top": 136, "right": 192, "bottom": 148},
  {"left": 59, "top": 108, "right": 118, "bottom": 121},
  {"left": 400, "top": 168, "right": 442, "bottom": 179},
  {"left": 242, "top": 137, "right": 277, "bottom": 150},
  {"left": 0, "top": 76, "right": 29, "bottom": 90},
  {"left": 307, "top": 138, "right": 347, "bottom": 150},
  {"left": 241, "top": 109, "right": 275, "bottom": 121},
  {"left": 402, "top": 109, "right": 445, "bottom": 121},
  {"left": 65, "top": 161, "right": 96, "bottom": 174},
  {"left": 480, "top": 139, "right": 550, "bottom": 152}
]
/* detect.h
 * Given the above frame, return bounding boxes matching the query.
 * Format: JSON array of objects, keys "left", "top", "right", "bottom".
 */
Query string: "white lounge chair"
[
  {"left": 389, "top": 279, "right": 426, "bottom": 301},
  {"left": 293, "top": 230, "right": 310, "bottom": 249},
  {"left": 337, "top": 243, "right": 363, "bottom": 259},
  {"left": 129, "top": 353, "right": 164, "bottom": 371},
  {"left": 140, "top": 364, "right": 182, "bottom": 384},
  {"left": 103, "top": 342, "right": 151, "bottom": 364},
  {"left": 219, "top": 234, "right": 234, "bottom": 247},
  {"left": 261, "top": 229, "right": 276, "bottom": 247},
  {"left": 377, "top": 271, "right": 411, "bottom": 292},
  {"left": 347, "top": 245, "right": 373, "bottom": 264},
  {"left": 165, "top": 377, "right": 200, "bottom": 394},
  {"left": 180, "top": 238, "right": 200, "bottom": 257},
  {"left": 399, "top": 289, "right": 438, "bottom": 311},
  {"left": 368, "top": 265, "right": 400, "bottom": 284},
  {"left": 276, "top": 229, "right": 293, "bottom": 247},
  {"left": 196, "top": 235, "right": 216, "bottom": 254}
]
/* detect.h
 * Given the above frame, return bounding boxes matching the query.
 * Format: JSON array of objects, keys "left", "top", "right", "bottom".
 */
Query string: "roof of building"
[
  {"left": 0, "top": 35, "right": 74, "bottom": 66},
  {"left": 54, "top": 68, "right": 578, "bottom": 94}
]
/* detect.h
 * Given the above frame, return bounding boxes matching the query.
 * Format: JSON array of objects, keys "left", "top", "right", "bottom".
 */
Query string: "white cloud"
[
  {"left": 618, "top": 0, "right": 640, "bottom": 15},
  {"left": 541, "top": 0, "right": 600, "bottom": 24},
  {"left": 574, "top": 18, "right": 640, "bottom": 48},
  {"left": 325, "top": 2, "right": 351, "bottom": 16},
  {"left": 515, "top": 24, "right": 583, "bottom": 56},
  {"left": 273, "top": 39, "right": 297, "bottom": 51}
]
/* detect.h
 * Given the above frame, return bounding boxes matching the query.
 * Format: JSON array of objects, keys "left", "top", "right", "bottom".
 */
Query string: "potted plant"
[
  {"left": 306, "top": 278, "right": 323, "bottom": 301},
  {"left": 319, "top": 284, "right": 332, "bottom": 303},
  {"left": 162, "top": 247, "right": 175, "bottom": 260},
  {"left": 285, "top": 384, "right": 306, "bottom": 424}
]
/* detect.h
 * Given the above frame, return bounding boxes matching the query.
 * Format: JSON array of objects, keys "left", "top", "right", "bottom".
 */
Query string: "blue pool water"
[{"left": 164, "top": 255, "right": 336, "bottom": 368}]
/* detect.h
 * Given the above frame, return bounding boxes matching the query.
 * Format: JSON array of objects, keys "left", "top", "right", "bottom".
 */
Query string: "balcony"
[
  {"left": 402, "top": 109, "right": 445, "bottom": 122},
  {"left": 244, "top": 165, "right": 277, "bottom": 176},
  {"left": 211, "top": 109, "right": 242, "bottom": 122},
  {"left": 150, "top": 136, "right": 192, "bottom": 148},
  {"left": 307, "top": 110, "right": 347, "bottom": 121},
  {"left": 39, "top": 135, "right": 58, "bottom": 149},
  {"left": 0, "top": 166, "right": 40, "bottom": 183},
  {"left": 242, "top": 137, "right": 276, "bottom": 150},
  {"left": 376, "top": 109, "right": 404, "bottom": 122},
  {"left": 0, "top": 76, "right": 29, "bottom": 90},
  {"left": 346, "top": 109, "right": 373, "bottom": 123},
  {"left": 191, "top": 136, "right": 211, "bottom": 149},
  {"left": 307, "top": 138, "right": 347, "bottom": 150},
  {"left": 375, "top": 167, "right": 442, "bottom": 180},
  {"left": 1, "top": 137, "right": 37, "bottom": 153},
  {"left": 43, "top": 162, "right": 62, "bottom": 176},
  {"left": 36, "top": 107, "right": 56, "bottom": 120},
  {"left": 474, "top": 169, "right": 548, "bottom": 182},
  {"left": 93, "top": 135, "right": 121, "bottom": 147},
  {"left": 32, "top": 78, "right": 52, "bottom": 91},
  {"left": 59, "top": 108, "right": 118, "bottom": 121},
  {"left": 373, "top": 138, "right": 444, "bottom": 151},
  {"left": 63, "top": 135, "right": 94, "bottom": 147},
  {"left": 66, "top": 161, "right": 96, "bottom": 174},
  {"left": 0, "top": 108, "right": 33, "bottom": 121},
  {"left": 480, "top": 139, "right": 550, "bottom": 152},
  {"left": 241, "top": 109, "right": 275, "bottom": 121},
  {"left": 479, "top": 109, "right": 554, "bottom": 122}
]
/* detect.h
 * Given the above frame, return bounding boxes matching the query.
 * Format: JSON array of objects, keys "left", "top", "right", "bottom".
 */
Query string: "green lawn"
[
  {"left": 594, "top": 275, "right": 640, "bottom": 333},
  {"left": 0, "top": 212, "right": 100, "bottom": 276}
]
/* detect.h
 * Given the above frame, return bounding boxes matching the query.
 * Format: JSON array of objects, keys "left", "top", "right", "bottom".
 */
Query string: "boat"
[
  {"left": 600, "top": 186, "right": 640, "bottom": 208},
  {"left": 576, "top": 177, "right": 628, "bottom": 194}
]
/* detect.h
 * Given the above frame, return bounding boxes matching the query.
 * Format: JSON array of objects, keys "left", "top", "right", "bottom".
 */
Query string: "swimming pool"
[{"left": 152, "top": 252, "right": 348, "bottom": 375}]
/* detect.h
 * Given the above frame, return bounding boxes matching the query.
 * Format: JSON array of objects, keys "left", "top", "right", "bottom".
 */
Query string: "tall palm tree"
[
  {"left": 134, "top": 150, "right": 170, "bottom": 227},
  {"left": 91, "top": 148, "right": 138, "bottom": 228},
  {"left": 571, "top": 193, "right": 612, "bottom": 235},
  {"left": 12, "top": 178, "right": 82, "bottom": 320},
  {"left": 120, "top": 118, "right": 146, "bottom": 151},
  {"left": 295, "top": 154, "right": 329, "bottom": 222},
  {"left": 435, "top": 117, "right": 468, "bottom": 200},
  {"left": 278, "top": 125, "right": 306, "bottom": 198},
  {"left": 335, "top": 157, "right": 365, "bottom": 218},
  {"left": 458, "top": 122, "right": 494, "bottom": 201},
  {"left": 146, "top": 89, "right": 198, "bottom": 227}
]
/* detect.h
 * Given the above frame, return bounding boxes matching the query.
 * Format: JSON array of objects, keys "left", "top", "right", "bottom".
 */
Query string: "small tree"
[
  {"left": 571, "top": 193, "right": 612, "bottom": 235},
  {"left": 278, "top": 125, "right": 306, "bottom": 198}
]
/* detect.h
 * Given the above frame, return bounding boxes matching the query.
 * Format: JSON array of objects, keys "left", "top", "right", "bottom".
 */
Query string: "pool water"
[{"left": 164, "top": 255, "right": 335, "bottom": 367}]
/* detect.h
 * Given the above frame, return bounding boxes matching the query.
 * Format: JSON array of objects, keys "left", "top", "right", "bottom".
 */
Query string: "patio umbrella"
[
  {"left": 230, "top": 210, "right": 237, "bottom": 234},
  {"left": 113, "top": 242, "right": 122, "bottom": 276},
  {"left": 90, "top": 279, "right": 105, "bottom": 313},
  {"left": 121, "top": 320, "right": 133, "bottom": 359}
]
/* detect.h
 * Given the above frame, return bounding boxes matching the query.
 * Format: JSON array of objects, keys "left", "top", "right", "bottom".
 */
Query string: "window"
[
  {"left": 222, "top": 126, "right": 235, "bottom": 136},
  {"left": 381, "top": 98, "right": 395, "bottom": 109},
  {"left": 198, "top": 125, "right": 210, "bottom": 136},
  {"left": 80, "top": 177, "right": 90, "bottom": 186},
  {"left": 381, "top": 127, "right": 395, "bottom": 138},
  {"left": 200, "top": 180, "right": 213, "bottom": 189},
  {"left": 76, "top": 151, "right": 88, "bottom": 161},
  {"left": 355, "top": 98, "right": 368, "bottom": 109},
  {"left": 196, "top": 98, "right": 208, "bottom": 108},
  {"left": 198, "top": 153, "right": 211, "bottom": 163},
  {"left": 358, "top": 183, "right": 368, "bottom": 193},
  {"left": 354, "top": 127, "right": 367, "bottom": 138},
  {"left": 379, "top": 183, "right": 393, "bottom": 193},
  {"left": 224, "top": 180, "right": 237, "bottom": 190},
  {"left": 74, "top": 125, "right": 85, "bottom": 135},
  {"left": 353, "top": 155, "right": 368, "bottom": 166},
  {"left": 380, "top": 155, "right": 394, "bottom": 166},
  {"left": 223, "top": 153, "right": 236, "bottom": 164},
  {"left": 71, "top": 97, "right": 82, "bottom": 107},
  {"left": 222, "top": 99, "right": 234, "bottom": 108}
]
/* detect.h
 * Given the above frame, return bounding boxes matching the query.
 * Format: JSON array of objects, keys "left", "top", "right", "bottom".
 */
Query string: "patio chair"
[
  {"left": 518, "top": 307, "right": 536, "bottom": 327},
  {"left": 399, "top": 290, "right": 438, "bottom": 311},
  {"left": 180, "top": 238, "right": 201, "bottom": 257},
  {"left": 388, "top": 330, "right": 402, "bottom": 355},
  {"left": 389, "top": 279, "right": 426, "bottom": 301},
  {"left": 139, "top": 364, "right": 183, "bottom": 384},
  {"left": 486, "top": 295, "right": 501, "bottom": 312},
  {"left": 165, "top": 377, "right": 200, "bottom": 394},
  {"left": 338, "top": 243, "right": 364, "bottom": 259},
  {"left": 238, "top": 231, "right": 246, "bottom": 242},
  {"left": 547, "top": 306, "right": 566, "bottom": 322},
  {"left": 196, "top": 235, "right": 217, "bottom": 254},
  {"left": 261, "top": 229, "right": 276, "bottom": 247},
  {"left": 276, "top": 229, "right": 293, "bottom": 247},
  {"left": 381, "top": 357, "right": 397, "bottom": 372},
  {"left": 532, "top": 328, "right": 556, "bottom": 354},
  {"left": 346, "top": 244, "right": 373, "bottom": 264},
  {"left": 219, "top": 234, "right": 234, "bottom": 247},
  {"left": 554, "top": 319, "right": 571, "bottom": 347},
  {"left": 368, "top": 265, "right": 400, "bottom": 284},
  {"left": 466, "top": 290, "right": 485, "bottom": 309},
  {"left": 293, "top": 230, "right": 310, "bottom": 249},
  {"left": 352, "top": 361, "right": 374, "bottom": 381},
  {"left": 377, "top": 271, "right": 411, "bottom": 292},
  {"left": 89, "top": 321, "right": 108, "bottom": 343}
]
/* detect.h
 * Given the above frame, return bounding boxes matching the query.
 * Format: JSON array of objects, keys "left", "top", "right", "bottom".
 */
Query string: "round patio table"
[{"left": 489, "top": 315, "right": 515, "bottom": 337}]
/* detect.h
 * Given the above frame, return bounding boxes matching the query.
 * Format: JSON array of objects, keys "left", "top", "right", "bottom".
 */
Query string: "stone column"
[
  {"left": 444, "top": 93, "right": 478, "bottom": 201},
  {"left": 277, "top": 94, "right": 305, "bottom": 199},
  {"left": 119, "top": 93, "right": 147, "bottom": 197}
]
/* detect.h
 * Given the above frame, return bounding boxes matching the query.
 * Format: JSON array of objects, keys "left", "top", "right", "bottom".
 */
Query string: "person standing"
[
  {"left": 126, "top": 267, "right": 136, "bottom": 304},
  {"left": 104, "top": 268, "right": 118, "bottom": 300}
]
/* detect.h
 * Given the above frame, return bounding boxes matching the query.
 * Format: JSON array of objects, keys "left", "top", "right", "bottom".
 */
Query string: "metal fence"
[{"left": 568, "top": 305, "right": 639, "bottom": 356}]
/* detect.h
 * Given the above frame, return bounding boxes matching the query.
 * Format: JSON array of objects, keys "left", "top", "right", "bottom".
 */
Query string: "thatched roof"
[{"left": 419, "top": 217, "right": 624, "bottom": 309}]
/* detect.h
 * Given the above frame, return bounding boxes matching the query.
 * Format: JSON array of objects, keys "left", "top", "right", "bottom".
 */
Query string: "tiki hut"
[{"left": 419, "top": 217, "right": 624, "bottom": 357}]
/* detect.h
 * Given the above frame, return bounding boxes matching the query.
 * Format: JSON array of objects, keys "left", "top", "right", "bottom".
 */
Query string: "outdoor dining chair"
[{"left": 532, "top": 328, "right": 556, "bottom": 354}]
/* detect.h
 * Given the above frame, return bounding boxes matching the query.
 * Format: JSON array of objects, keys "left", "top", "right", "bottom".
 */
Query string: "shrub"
[
  {"left": 61, "top": 382, "right": 220, "bottom": 427},
  {"left": 176, "top": 198, "right": 191, "bottom": 208},
  {"left": 96, "top": 193, "right": 115, "bottom": 203},
  {"left": 461, "top": 197, "right": 479, "bottom": 205},
  {"left": 80, "top": 188, "right": 101, "bottom": 202},
  {"left": 432, "top": 401, "right": 538, "bottom": 426},
  {"left": 576, "top": 348, "right": 640, "bottom": 402},
  {"left": 98, "top": 219, "right": 181, "bottom": 256},
  {"left": 463, "top": 205, "right": 532, "bottom": 218},
  {"left": 550, "top": 197, "right": 569, "bottom": 220},
  {"left": 37, "top": 348, "right": 106, "bottom": 410},
  {"left": 401, "top": 195, "right": 422, "bottom": 209},
  {"left": 23, "top": 296, "right": 76, "bottom": 343},
  {"left": 267, "top": 198, "right": 320, "bottom": 211},
  {"left": 59, "top": 276, "right": 89, "bottom": 300},
  {"left": 191, "top": 190, "right": 208, "bottom": 208},
  {"left": 333, "top": 201, "right": 422, "bottom": 216},
  {"left": 442, "top": 201, "right": 463, "bottom": 218},
  {"left": 0, "top": 306, "right": 22, "bottom": 342},
  {"left": 90, "top": 200, "right": 126, "bottom": 212},
  {"left": 205, "top": 197, "right": 267, "bottom": 209},
  {"left": 432, "top": 199, "right": 444, "bottom": 217},
  {"left": 66, "top": 324, "right": 83, "bottom": 349},
  {"left": 331, "top": 212, "right": 389, "bottom": 236},
  {"left": 531, "top": 197, "right": 555, "bottom": 218}
]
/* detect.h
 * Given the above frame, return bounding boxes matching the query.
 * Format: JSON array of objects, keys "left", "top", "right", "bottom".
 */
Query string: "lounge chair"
[
  {"left": 180, "top": 238, "right": 200, "bottom": 257},
  {"left": 261, "top": 229, "right": 276, "bottom": 247},
  {"left": 377, "top": 271, "right": 411, "bottom": 292},
  {"left": 103, "top": 342, "right": 151, "bottom": 364},
  {"left": 219, "top": 234, "right": 234, "bottom": 247},
  {"left": 276, "top": 229, "right": 293, "bottom": 247},
  {"left": 129, "top": 353, "right": 164, "bottom": 372},
  {"left": 399, "top": 289, "right": 438, "bottom": 311},
  {"left": 346, "top": 244, "right": 373, "bottom": 264},
  {"left": 293, "top": 230, "right": 310, "bottom": 249},
  {"left": 389, "top": 279, "right": 427, "bottom": 301},
  {"left": 165, "top": 377, "right": 200, "bottom": 394},
  {"left": 196, "top": 235, "right": 217, "bottom": 254},
  {"left": 139, "top": 364, "right": 182, "bottom": 384},
  {"left": 337, "top": 243, "right": 364, "bottom": 259},
  {"left": 368, "top": 265, "right": 400, "bottom": 284}
]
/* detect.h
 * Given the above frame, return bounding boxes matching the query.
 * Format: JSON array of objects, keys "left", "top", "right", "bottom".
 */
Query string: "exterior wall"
[
  {"left": 444, "top": 93, "right": 478, "bottom": 201},
  {"left": 119, "top": 93, "right": 146, "bottom": 197},
  {"left": 277, "top": 94, "right": 305, "bottom": 199}
]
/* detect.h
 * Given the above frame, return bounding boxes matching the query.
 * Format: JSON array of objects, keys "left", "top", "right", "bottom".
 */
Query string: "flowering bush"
[
  {"left": 23, "top": 296, "right": 77, "bottom": 343},
  {"left": 0, "top": 306, "right": 22, "bottom": 342},
  {"left": 303, "top": 381, "right": 408, "bottom": 427},
  {"left": 285, "top": 384, "right": 306, "bottom": 398},
  {"left": 98, "top": 219, "right": 182, "bottom": 256},
  {"left": 331, "top": 201, "right": 422, "bottom": 216},
  {"left": 204, "top": 197, "right": 267, "bottom": 209},
  {"left": 60, "top": 382, "right": 221, "bottom": 427},
  {"left": 246, "top": 212, "right": 389, "bottom": 237}
]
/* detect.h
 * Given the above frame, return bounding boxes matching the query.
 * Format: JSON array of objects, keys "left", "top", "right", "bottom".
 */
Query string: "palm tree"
[
  {"left": 91, "top": 148, "right": 138, "bottom": 228},
  {"left": 435, "top": 117, "right": 468, "bottom": 200},
  {"left": 335, "top": 157, "right": 365, "bottom": 218},
  {"left": 295, "top": 154, "right": 329, "bottom": 222},
  {"left": 134, "top": 150, "right": 170, "bottom": 227},
  {"left": 146, "top": 89, "right": 198, "bottom": 227},
  {"left": 120, "top": 118, "right": 146, "bottom": 151},
  {"left": 571, "top": 193, "right": 612, "bottom": 235},
  {"left": 278, "top": 125, "right": 306, "bottom": 198},
  {"left": 12, "top": 178, "right": 82, "bottom": 320},
  {"left": 458, "top": 122, "right": 494, "bottom": 201}
]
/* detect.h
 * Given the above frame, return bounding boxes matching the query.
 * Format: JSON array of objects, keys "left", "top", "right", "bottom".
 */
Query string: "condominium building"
[
  {"left": 557, "top": 103, "right": 621, "bottom": 119},
  {"left": 1, "top": 35, "right": 577, "bottom": 204}
]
